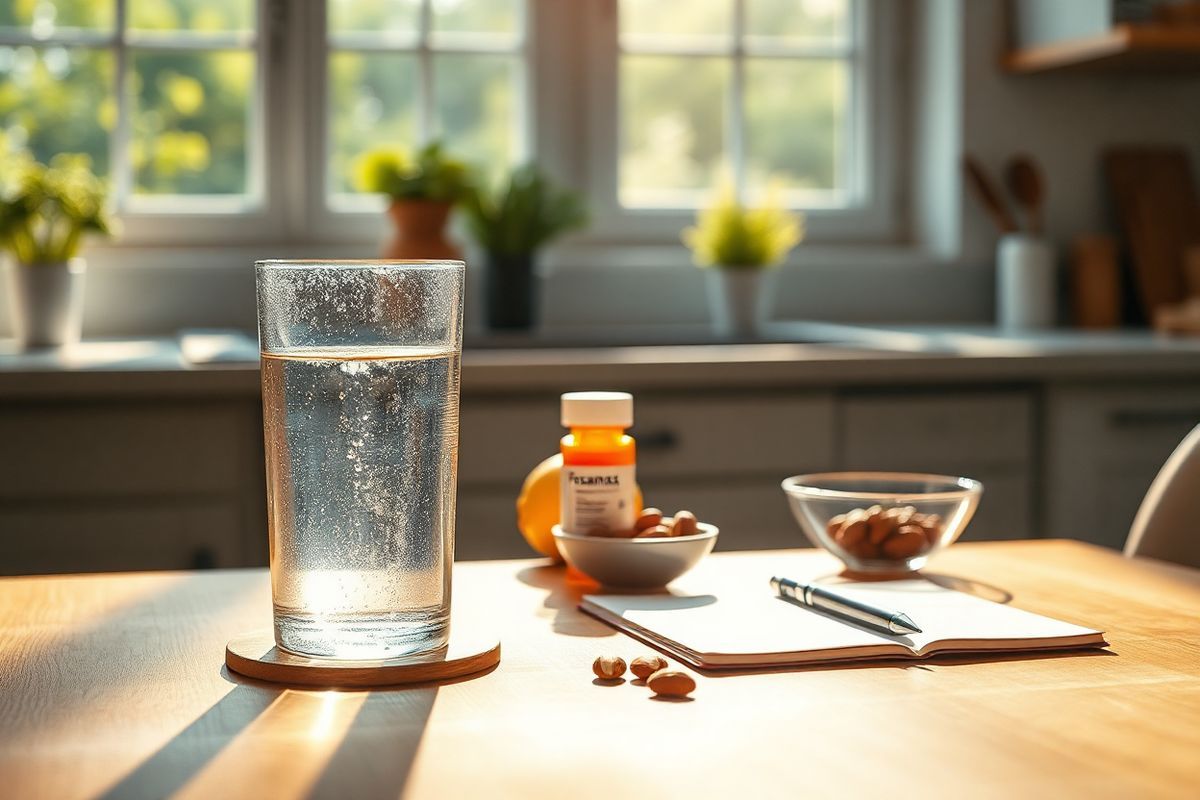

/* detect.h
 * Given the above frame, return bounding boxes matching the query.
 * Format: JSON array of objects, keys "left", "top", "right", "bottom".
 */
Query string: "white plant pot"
[
  {"left": 5, "top": 258, "right": 86, "bottom": 349},
  {"left": 996, "top": 234, "right": 1056, "bottom": 330},
  {"left": 705, "top": 268, "right": 773, "bottom": 338}
]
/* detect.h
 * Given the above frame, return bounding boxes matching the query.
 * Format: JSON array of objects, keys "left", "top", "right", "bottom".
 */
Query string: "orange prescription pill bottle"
[{"left": 560, "top": 392, "right": 636, "bottom": 535}]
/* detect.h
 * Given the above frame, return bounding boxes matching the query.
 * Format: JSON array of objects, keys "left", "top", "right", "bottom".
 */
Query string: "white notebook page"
[{"left": 583, "top": 579, "right": 1101, "bottom": 661}]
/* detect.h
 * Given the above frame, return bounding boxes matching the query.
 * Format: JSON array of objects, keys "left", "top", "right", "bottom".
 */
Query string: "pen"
[{"left": 770, "top": 576, "right": 922, "bottom": 635}]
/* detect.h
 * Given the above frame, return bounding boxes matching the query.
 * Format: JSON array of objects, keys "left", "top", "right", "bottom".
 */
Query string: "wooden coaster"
[{"left": 226, "top": 627, "right": 500, "bottom": 688}]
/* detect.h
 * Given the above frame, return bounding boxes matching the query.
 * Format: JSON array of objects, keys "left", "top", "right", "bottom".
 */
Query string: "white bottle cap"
[{"left": 561, "top": 391, "right": 633, "bottom": 428}]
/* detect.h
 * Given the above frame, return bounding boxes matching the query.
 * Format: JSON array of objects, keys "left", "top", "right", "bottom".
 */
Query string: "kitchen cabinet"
[
  {"left": 839, "top": 390, "right": 1037, "bottom": 540},
  {"left": 1045, "top": 383, "right": 1200, "bottom": 550},
  {"left": 0, "top": 399, "right": 265, "bottom": 574},
  {"left": 457, "top": 392, "right": 836, "bottom": 559},
  {"left": 3, "top": 355, "right": 1198, "bottom": 574}
]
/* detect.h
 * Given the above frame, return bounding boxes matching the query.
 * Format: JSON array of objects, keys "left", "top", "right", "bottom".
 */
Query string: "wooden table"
[{"left": 2, "top": 540, "right": 1198, "bottom": 799}]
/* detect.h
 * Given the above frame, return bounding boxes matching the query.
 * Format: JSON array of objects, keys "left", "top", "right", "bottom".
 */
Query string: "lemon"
[{"left": 515, "top": 453, "right": 643, "bottom": 562}]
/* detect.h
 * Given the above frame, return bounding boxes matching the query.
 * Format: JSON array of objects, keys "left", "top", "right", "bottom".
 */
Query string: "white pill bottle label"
[{"left": 560, "top": 465, "right": 636, "bottom": 534}]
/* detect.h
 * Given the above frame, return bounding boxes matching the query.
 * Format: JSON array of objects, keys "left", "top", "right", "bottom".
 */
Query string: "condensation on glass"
[{"left": 255, "top": 260, "right": 465, "bottom": 660}]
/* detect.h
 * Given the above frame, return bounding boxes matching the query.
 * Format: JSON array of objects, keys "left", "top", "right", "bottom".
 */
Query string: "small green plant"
[
  {"left": 461, "top": 164, "right": 587, "bottom": 256},
  {"left": 682, "top": 180, "right": 804, "bottom": 269},
  {"left": 353, "top": 141, "right": 470, "bottom": 202},
  {"left": 0, "top": 152, "right": 115, "bottom": 264}
]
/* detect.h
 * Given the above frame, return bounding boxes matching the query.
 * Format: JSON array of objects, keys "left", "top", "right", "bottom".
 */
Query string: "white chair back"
[{"left": 1125, "top": 424, "right": 1200, "bottom": 569}]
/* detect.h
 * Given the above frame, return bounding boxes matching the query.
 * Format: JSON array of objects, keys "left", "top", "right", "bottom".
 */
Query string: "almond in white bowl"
[{"left": 551, "top": 518, "right": 718, "bottom": 589}]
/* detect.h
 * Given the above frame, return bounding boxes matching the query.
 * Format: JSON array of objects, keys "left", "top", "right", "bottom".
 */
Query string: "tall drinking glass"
[{"left": 255, "top": 260, "right": 464, "bottom": 659}]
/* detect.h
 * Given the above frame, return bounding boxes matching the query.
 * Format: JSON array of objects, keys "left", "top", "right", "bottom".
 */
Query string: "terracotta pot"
[
  {"left": 382, "top": 200, "right": 463, "bottom": 261},
  {"left": 5, "top": 257, "right": 86, "bottom": 349}
]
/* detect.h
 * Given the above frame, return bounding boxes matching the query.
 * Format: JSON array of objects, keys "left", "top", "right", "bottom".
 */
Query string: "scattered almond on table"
[
  {"left": 630, "top": 655, "right": 669, "bottom": 680},
  {"left": 827, "top": 505, "right": 943, "bottom": 561},
  {"left": 592, "top": 655, "right": 696, "bottom": 698},
  {"left": 646, "top": 669, "right": 696, "bottom": 698},
  {"left": 592, "top": 655, "right": 627, "bottom": 680}
]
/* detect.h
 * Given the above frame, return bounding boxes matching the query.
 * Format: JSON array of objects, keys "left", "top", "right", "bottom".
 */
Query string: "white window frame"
[
  {"left": 296, "top": 0, "right": 533, "bottom": 244},
  {"left": 3, "top": 0, "right": 901, "bottom": 256},
  {"left": 0, "top": 0, "right": 283, "bottom": 245},
  {"left": 577, "top": 0, "right": 901, "bottom": 247}
]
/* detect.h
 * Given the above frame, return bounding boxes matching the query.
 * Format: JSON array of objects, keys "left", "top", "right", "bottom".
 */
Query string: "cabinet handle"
[
  {"left": 638, "top": 429, "right": 680, "bottom": 452},
  {"left": 1110, "top": 409, "right": 1200, "bottom": 429},
  {"left": 190, "top": 547, "right": 218, "bottom": 570}
]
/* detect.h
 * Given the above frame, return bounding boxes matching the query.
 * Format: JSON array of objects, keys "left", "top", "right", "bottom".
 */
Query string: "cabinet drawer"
[
  {"left": 1045, "top": 384, "right": 1200, "bottom": 549},
  {"left": 959, "top": 471, "right": 1033, "bottom": 541},
  {"left": 455, "top": 480, "right": 807, "bottom": 561},
  {"left": 455, "top": 490, "right": 528, "bottom": 561},
  {"left": 0, "top": 401, "right": 258, "bottom": 498},
  {"left": 842, "top": 392, "right": 1033, "bottom": 467},
  {"left": 458, "top": 393, "right": 836, "bottom": 486},
  {"left": 458, "top": 398, "right": 561, "bottom": 487},
  {"left": 0, "top": 502, "right": 243, "bottom": 575},
  {"left": 635, "top": 394, "right": 835, "bottom": 480}
]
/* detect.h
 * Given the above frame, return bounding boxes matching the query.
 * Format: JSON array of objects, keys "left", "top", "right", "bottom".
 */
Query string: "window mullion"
[
  {"left": 730, "top": 0, "right": 747, "bottom": 202},
  {"left": 418, "top": 0, "right": 433, "bottom": 142},
  {"left": 111, "top": 0, "right": 132, "bottom": 210}
]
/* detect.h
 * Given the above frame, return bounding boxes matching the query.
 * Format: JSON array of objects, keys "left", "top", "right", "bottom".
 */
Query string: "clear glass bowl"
[{"left": 781, "top": 472, "right": 983, "bottom": 574}]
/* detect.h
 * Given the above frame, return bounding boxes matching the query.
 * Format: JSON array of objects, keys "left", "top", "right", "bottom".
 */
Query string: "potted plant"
[
  {"left": 682, "top": 181, "right": 804, "bottom": 338},
  {"left": 1, "top": 153, "right": 114, "bottom": 349},
  {"left": 462, "top": 164, "right": 587, "bottom": 330},
  {"left": 354, "top": 141, "right": 470, "bottom": 261}
]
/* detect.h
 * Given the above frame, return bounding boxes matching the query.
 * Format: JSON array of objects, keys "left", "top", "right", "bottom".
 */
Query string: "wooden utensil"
[
  {"left": 1005, "top": 155, "right": 1046, "bottom": 235},
  {"left": 1070, "top": 234, "right": 1122, "bottom": 328},
  {"left": 1103, "top": 147, "right": 1200, "bottom": 320},
  {"left": 963, "top": 155, "right": 1019, "bottom": 235}
]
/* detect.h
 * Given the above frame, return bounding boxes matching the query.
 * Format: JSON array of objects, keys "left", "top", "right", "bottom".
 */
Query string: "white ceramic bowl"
[{"left": 551, "top": 521, "right": 719, "bottom": 589}]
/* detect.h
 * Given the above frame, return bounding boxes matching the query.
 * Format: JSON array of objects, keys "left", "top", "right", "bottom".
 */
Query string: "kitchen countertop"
[{"left": 3, "top": 323, "right": 1200, "bottom": 399}]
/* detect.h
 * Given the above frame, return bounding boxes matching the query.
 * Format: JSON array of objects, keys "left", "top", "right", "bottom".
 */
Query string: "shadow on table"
[
  {"left": 516, "top": 564, "right": 618, "bottom": 638},
  {"left": 922, "top": 572, "right": 1014, "bottom": 604},
  {"left": 94, "top": 663, "right": 485, "bottom": 800},
  {"left": 307, "top": 687, "right": 439, "bottom": 800},
  {"left": 0, "top": 576, "right": 257, "bottom": 751},
  {"left": 94, "top": 672, "right": 282, "bottom": 800},
  {"left": 811, "top": 569, "right": 1015, "bottom": 605}
]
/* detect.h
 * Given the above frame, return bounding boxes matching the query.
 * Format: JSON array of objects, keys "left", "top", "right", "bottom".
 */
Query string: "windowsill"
[{"left": 73, "top": 236, "right": 958, "bottom": 274}]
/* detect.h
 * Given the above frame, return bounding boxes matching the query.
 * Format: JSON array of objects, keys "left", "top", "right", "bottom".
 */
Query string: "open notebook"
[{"left": 581, "top": 578, "right": 1106, "bottom": 670}]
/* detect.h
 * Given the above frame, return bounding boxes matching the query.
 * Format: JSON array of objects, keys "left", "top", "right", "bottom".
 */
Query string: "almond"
[
  {"left": 635, "top": 508, "right": 663, "bottom": 531},
  {"left": 670, "top": 510, "right": 698, "bottom": 537},
  {"left": 630, "top": 655, "right": 669, "bottom": 680},
  {"left": 592, "top": 655, "right": 626, "bottom": 680},
  {"left": 646, "top": 669, "right": 696, "bottom": 698},
  {"left": 838, "top": 517, "right": 869, "bottom": 547},
  {"left": 882, "top": 526, "right": 928, "bottom": 559}
]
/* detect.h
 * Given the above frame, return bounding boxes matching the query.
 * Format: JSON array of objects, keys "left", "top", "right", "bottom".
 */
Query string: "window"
[
  {"left": 618, "top": 0, "right": 857, "bottom": 209},
  {"left": 585, "top": 0, "right": 892, "bottom": 245},
  {"left": 0, "top": 1, "right": 261, "bottom": 212},
  {"left": 325, "top": 0, "right": 527, "bottom": 208},
  {"left": 1, "top": 1, "right": 893, "bottom": 249}
]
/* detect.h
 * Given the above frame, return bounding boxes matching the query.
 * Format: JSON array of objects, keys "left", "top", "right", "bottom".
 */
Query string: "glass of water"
[{"left": 255, "top": 260, "right": 464, "bottom": 659}]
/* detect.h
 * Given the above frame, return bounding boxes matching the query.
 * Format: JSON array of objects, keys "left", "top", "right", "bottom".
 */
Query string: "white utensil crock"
[{"left": 997, "top": 235, "right": 1056, "bottom": 330}]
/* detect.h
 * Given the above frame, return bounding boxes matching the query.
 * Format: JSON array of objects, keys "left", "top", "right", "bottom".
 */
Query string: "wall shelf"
[{"left": 1004, "top": 24, "right": 1200, "bottom": 73}]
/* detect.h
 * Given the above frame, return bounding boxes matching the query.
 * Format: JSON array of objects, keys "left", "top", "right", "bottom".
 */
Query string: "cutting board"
[{"left": 1103, "top": 148, "right": 1200, "bottom": 318}]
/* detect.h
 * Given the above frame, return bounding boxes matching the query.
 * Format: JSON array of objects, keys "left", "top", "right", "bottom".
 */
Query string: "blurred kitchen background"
[{"left": 4, "top": 0, "right": 1200, "bottom": 575}]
